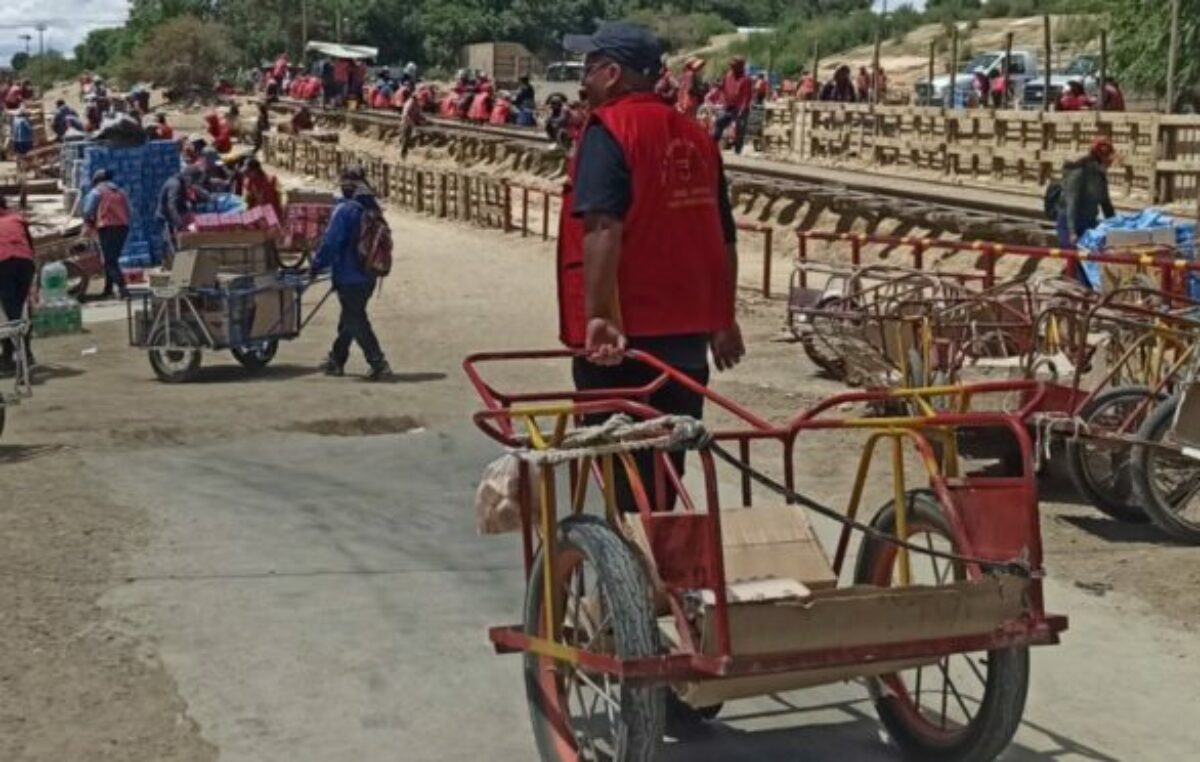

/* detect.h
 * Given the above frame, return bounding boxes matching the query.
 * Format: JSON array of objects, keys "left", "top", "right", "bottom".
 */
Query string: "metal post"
[
  {"left": 1004, "top": 32, "right": 1014, "bottom": 110},
  {"left": 1043, "top": 16, "right": 1053, "bottom": 112},
  {"left": 851, "top": 237, "right": 862, "bottom": 267},
  {"left": 761, "top": 228, "right": 774, "bottom": 298},
  {"left": 927, "top": 41, "right": 935, "bottom": 107},
  {"left": 948, "top": 27, "right": 958, "bottom": 109},
  {"left": 872, "top": 32, "right": 881, "bottom": 106},
  {"left": 1099, "top": 30, "right": 1108, "bottom": 113},
  {"left": 35, "top": 23, "right": 46, "bottom": 91},
  {"left": 521, "top": 186, "right": 529, "bottom": 237},
  {"left": 542, "top": 192, "right": 550, "bottom": 240},
  {"left": 1167, "top": 0, "right": 1180, "bottom": 112},
  {"left": 302, "top": 0, "right": 309, "bottom": 51},
  {"left": 812, "top": 42, "right": 820, "bottom": 91},
  {"left": 797, "top": 233, "right": 808, "bottom": 289}
]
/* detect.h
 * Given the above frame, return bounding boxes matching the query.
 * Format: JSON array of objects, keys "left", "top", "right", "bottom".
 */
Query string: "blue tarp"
[{"left": 1076, "top": 209, "right": 1198, "bottom": 296}]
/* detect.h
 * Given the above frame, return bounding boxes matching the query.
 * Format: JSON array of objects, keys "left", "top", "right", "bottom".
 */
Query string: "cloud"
[{"left": 0, "top": 0, "right": 129, "bottom": 65}]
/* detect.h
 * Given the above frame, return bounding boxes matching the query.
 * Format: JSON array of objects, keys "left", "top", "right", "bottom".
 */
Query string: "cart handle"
[{"left": 463, "top": 349, "right": 776, "bottom": 431}]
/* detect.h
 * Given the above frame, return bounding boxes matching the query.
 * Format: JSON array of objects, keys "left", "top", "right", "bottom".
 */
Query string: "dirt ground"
[{"left": 1, "top": 128, "right": 1197, "bottom": 757}]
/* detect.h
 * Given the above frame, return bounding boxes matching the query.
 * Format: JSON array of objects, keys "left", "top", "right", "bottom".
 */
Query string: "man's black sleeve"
[
  {"left": 717, "top": 155, "right": 737, "bottom": 244},
  {"left": 572, "top": 124, "right": 631, "bottom": 219}
]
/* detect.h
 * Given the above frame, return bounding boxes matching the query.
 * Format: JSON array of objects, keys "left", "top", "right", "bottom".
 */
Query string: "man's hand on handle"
[
  {"left": 711, "top": 321, "right": 745, "bottom": 371},
  {"left": 585, "top": 317, "right": 627, "bottom": 366}
]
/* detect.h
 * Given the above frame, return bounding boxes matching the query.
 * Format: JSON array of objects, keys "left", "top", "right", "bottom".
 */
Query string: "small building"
[{"left": 460, "top": 42, "right": 543, "bottom": 86}]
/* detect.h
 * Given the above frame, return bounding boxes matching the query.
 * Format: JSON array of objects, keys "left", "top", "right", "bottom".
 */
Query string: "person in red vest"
[
  {"left": 392, "top": 84, "right": 410, "bottom": 109},
  {"left": 82, "top": 170, "right": 132, "bottom": 299},
  {"left": 155, "top": 113, "right": 174, "bottom": 141},
  {"left": 489, "top": 92, "right": 513, "bottom": 124},
  {"left": 439, "top": 92, "right": 458, "bottom": 118},
  {"left": 560, "top": 22, "right": 743, "bottom": 510},
  {"left": 1057, "top": 80, "right": 1093, "bottom": 112},
  {"left": 676, "top": 57, "right": 706, "bottom": 119},
  {"left": 332, "top": 58, "right": 351, "bottom": 105},
  {"left": 416, "top": 84, "right": 434, "bottom": 111},
  {"left": 4, "top": 81, "right": 22, "bottom": 110},
  {"left": 400, "top": 91, "right": 426, "bottom": 159},
  {"left": 205, "top": 111, "right": 233, "bottom": 153},
  {"left": 798, "top": 70, "right": 817, "bottom": 100},
  {"left": 0, "top": 196, "right": 36, "bottom": 373},
  {"left": 1102, "top": 77, "right": 1126, "bottom": 112},
  {"left": 271, "top": 54, "right": 289, "bottom": 87},
  {"left": 242, "top": 159, "right": 282, "bottom": 220},
  {"left": 468, "top": 82, "right": 493, "bottom": 122},
  {"left": 712, "top": 55, "right": 752, "bottom": 153}
]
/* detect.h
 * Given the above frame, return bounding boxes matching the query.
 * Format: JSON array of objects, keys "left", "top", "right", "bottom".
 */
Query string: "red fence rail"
[{"left": 796, "top": 230, "right": 1197, "bottom": 295}]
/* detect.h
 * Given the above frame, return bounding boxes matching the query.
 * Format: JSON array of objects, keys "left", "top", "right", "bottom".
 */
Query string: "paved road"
[{"left": 91, "top": 421, "right": 1199, "bottom": 762}]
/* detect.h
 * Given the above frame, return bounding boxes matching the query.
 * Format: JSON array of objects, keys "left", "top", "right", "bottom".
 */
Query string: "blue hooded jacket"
[{"left": 312, "top": 193, "right": 378, "bottom": 287}]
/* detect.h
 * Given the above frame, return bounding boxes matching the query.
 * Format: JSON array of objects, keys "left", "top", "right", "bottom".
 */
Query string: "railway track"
[{"left": 266, "top": 98, "right": 1056, "bottom": 243}]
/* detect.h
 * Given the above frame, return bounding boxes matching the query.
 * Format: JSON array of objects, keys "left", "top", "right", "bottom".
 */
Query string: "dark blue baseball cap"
[{"left": 563, "top": 22, "right": 663, "bottom": 78}]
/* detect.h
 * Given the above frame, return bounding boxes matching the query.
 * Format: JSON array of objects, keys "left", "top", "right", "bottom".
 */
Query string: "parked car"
[
  {"left": 1021, "top": 53, "right": 1100, "bottom": 109},
  {"left": 914, "top": 50, "right": 1040, "bottom": 107}
]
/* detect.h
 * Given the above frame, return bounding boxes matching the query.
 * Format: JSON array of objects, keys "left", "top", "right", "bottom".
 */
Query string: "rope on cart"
[
  {"left": 510, "top": 414, "right": 708, "bottom": 464},
  {"left": 706, "top": 441, "right": 1033, "bottom": 578}
]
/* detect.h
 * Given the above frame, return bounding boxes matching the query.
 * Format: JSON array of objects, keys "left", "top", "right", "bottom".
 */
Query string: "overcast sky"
[{"left": 0, "top": 0, "right": 128, "bottom": 66}]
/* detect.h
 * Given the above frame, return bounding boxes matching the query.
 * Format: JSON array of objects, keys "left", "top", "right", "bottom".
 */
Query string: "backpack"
[
  {"left": 355, "top": 203, "right": 393, "bottom": 278},
  {"left": 1043, "top": 180, "right": 1063, "bottom": 221}
]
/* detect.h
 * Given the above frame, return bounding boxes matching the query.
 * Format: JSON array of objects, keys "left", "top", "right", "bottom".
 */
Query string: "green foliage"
[
  {"left": 1054, "top": 15, "right": 1103, "bottom": 47},
  {"left": 10, "top": 52, "right": 29, "bottom": 72},
  {"left": 624, "top": 10, "right": 735, "bottom": 53},
  {"left": 1109, "top": 0, "right": 1200, "bottom": 97},
  {"left": 116, "top": 15, "right": 240, "bottom": 93}
]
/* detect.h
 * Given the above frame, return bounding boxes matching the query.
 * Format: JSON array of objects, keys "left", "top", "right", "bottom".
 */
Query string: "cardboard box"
[
  {"left": 169, "top": 249, "right": 220, "bottom": 288},
  {"left": 674, "top": 575, "right": 1028, "bottom": 707},
  {"left": 249, "top": 287, "right": 298, "bottom": 338},
  {"left": 623, "top": 505, "right": 837, "bottom": 595}
]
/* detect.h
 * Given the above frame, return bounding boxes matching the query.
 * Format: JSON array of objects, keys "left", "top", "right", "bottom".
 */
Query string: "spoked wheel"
[
  {"left": 231, "top": 339, "right": 279, "bottom": 372},
  {"left": 524, "top": 516, "right": 664, "bottom": 762},
  {"left": 854, "top": 491, "right": 1030, "bottom": 762},
  {"left": 1066, "top": 386, "right": 1163, "bottom": 523},
  {"left": 148, "top": 323, "right": 202, "bottom": 383},
  {"left": 1131, "top": 395, "right": 1200, "bottom": 543},
  {"left": 63, "top": 260, "right": 90, "bottom": 299}
]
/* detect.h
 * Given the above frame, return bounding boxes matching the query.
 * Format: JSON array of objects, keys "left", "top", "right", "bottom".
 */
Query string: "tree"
[
  {"left": 118, "top": 15, "right": 240, "bottom": 93},
  {"left": 1109, "top": 0, "right": 1200, "bottom": 100},
  {"left": 10, "top": 52, "right": 29, "bottom": 72}
]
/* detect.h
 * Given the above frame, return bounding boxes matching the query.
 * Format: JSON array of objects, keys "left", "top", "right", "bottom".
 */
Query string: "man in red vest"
[
  {"left": 712, "top": 55, "right": 752, "bottom": 153},
  {"left": 560, "top": 22, "right": 744, "bottom": 510},
  {"left": 0, "top": 197, "right": 36, "bottom": 373},
  {"left": 82, "top": 170, "right": 132, "bottom": 299}
]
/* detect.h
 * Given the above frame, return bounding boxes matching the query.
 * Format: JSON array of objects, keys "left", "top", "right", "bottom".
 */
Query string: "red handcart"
[{"left": 464, "top": 349, "right": 1068, "bottom": 762}]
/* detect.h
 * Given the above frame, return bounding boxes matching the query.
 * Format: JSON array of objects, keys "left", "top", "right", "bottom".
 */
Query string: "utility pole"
[
  {"left": 18, "top": 33, "right": 30, "bottom": 57},
  {"left": 301, "top": 0, "right": 309, "bottom": 52},
  {"left": 35, "top": 22, "right": 46, "bottom": 91},
  {"left": 1167, "top": 0, "right": 1180, "bottom": 112}
]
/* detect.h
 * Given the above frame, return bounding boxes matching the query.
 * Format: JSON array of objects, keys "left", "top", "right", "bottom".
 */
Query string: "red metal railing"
[{"left": 796, "top": 230, "right": 1196, "bottom": 295}]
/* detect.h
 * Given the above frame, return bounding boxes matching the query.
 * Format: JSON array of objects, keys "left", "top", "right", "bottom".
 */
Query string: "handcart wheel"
[
  {"left": 854, "top": 490, "right": 1029, "bottom": 762},
  {"left": 1066, "top": 386, "right": 1163, "bottom": 523},
  {"left": 63, "top": 260, "right": 90, "bottom": 300},
  {"left": 1131, "top": 395, "right": 1200, "bottom": 543},
  {"left": 148, "top": 323, "right": 202, "bottom": 383},
  {"left": 231, "top": 339, "right": 279, "bottom": 372},
  {"left": 524, "top": 516, "right": 664, "bottom": 762}
]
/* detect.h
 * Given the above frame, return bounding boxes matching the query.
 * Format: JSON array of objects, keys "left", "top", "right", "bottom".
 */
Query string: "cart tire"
[
  {"left": 1066, "top": 386, "right": 1162, "bottom": 523},
  {"left": 665, "top": 691, "right": 721, "bottom": 734},
  {"left": 147, "top": 323, "right": 202, "bottom": 383},
  {"left": 1131, "top": 395, "right": 1200, "bottom": 543},
  {"left": 855, "top": 490, "right": 1030, "bottom": 762},
  {"left": 63, "top": 260, "right": 89, "bottom": 300},
  {"left": 231, "top": 339, "right": 279, "bottom": 372},
  {"left": 524, "top": 515, "right": 664, "bottom": 762}
]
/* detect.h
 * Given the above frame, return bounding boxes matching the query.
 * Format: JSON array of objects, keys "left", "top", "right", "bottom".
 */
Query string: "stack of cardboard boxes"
[{"left": 163, "top": 230, "right": 299, "bottom": 346}]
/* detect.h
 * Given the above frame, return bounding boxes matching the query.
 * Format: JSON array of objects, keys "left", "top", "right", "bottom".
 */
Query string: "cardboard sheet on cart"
[{"left": 677, "top": 574, "right": 1028, "bottom": 707}]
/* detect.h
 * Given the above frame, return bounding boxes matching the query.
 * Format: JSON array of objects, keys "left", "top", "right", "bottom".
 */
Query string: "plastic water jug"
[{"left": 40, "top": 261, "right": 69, "bottom": 300}]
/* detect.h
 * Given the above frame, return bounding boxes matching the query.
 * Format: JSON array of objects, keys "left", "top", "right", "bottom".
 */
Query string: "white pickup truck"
[
  {"left": 914, "top": 50, "right": 1040, "bottom": 107},
  {"left": 1020, "top": 54, "right": 1100, "bottom": 109}
]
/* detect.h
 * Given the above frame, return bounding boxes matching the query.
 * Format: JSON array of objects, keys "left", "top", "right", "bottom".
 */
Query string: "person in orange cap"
[
  {"left": 677, "top": 57, "right": 707, "bottom": 119},
  {"left": 1054, "top": 137, "right": 1116, "bottom": 251}
]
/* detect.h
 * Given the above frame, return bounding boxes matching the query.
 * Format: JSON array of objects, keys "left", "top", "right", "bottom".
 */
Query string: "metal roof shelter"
[{"left": 305, "top": 41, "right": 379, "bottom": 60}]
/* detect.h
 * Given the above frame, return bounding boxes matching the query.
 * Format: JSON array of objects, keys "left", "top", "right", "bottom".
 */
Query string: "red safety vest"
[
  {"left": 489, "top": 99, "right": 512, "bottom": 125},
  {"left": 556, "top": 93, "right": 732, "bottom": 347},
  {"left": 0, "top": 212, "right": 34, "bottom": 263},
  {"left": 468, "top": 92, "right": 491, "bottom": 122},
  {"left": 439, "top": 94, "right": 457, "bottom": 117},
  {"left": 94, "top": 182, "right": 131, "bottom": 228}
]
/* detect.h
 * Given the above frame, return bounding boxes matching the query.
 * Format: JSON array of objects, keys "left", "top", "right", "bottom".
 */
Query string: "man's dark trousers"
[{"left": 330, "top": 283, "right": 384, "bottom": 366}]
